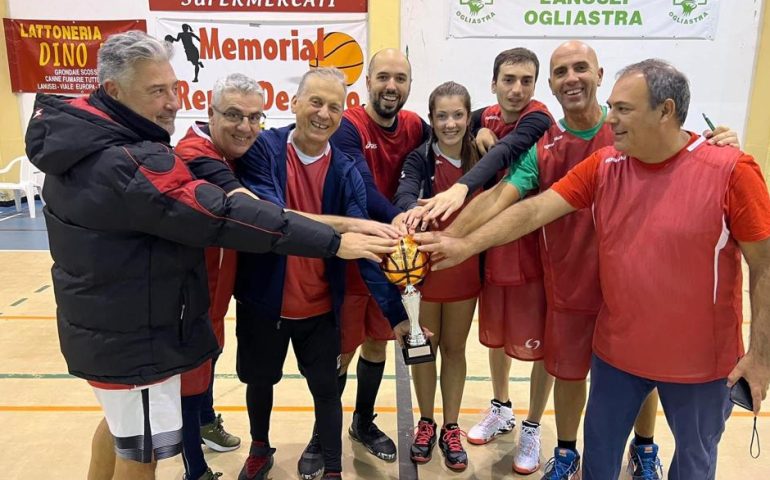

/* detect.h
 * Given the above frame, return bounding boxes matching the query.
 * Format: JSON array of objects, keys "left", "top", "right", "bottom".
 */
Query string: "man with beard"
[{"left": 296, "top": 48, "right": 430, "bottom": 477}]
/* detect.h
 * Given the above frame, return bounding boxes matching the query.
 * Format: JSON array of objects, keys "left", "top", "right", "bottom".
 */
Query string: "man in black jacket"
[{"left": 24, "top": 31, "right": 395, "bottom": 480}]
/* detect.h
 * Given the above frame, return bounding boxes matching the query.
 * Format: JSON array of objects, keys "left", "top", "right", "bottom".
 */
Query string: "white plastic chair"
[{"left": 0, "top": 155, "right": 41, "bottom": 218}]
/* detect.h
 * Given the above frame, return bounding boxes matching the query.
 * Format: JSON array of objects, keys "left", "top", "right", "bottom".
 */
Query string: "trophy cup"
[{"left": 382, "top": 236, "right": 435, "bottom": 365}]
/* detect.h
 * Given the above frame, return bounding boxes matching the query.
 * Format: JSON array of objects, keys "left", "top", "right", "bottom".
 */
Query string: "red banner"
[
  {"left": 148, "top": 0, "right": 367, "bottom": 13},
  {"left": 3, "top": 19, "right": 146, "bottom": 94}
]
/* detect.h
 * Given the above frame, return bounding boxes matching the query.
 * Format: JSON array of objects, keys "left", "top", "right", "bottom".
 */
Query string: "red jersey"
[
  {"left": 481, "top": 100, "right": 551, "bottom": 285},
  {"left": 175, "top": 123, "right": 233, "bottom": 396},
  {"left": 343, "top": 106, "right": 425, "bottom": 199},
  {"left": 175, "top": 123, "right": 236, "bottom": 347},
  {"left": 420, "top": 149, "right": 481, "bottom": 302},
  {"left": 281, "top": 141, "right": 333, "bottom": 319},
  {"left": 480, "top": 100, "right": 551, "bottom": 139},
  {"left": 553, "top": 134, "right": 770, "bottom": 382},
  {"left": 343, "top": 106, "right": 425, "bottom": 295},
  {"left": 536, "top": 122, "right": 614, "bottom": 314}
]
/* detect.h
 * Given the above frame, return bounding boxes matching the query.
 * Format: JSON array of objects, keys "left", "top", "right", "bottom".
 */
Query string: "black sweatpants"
[{"left": 237, "top": 302, "right": 342, "bottom": 471}]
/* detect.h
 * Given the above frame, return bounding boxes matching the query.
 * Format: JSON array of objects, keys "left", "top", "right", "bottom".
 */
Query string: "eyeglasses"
[{"left": 212, "top": 106, "right": 266, "bottom": 125}]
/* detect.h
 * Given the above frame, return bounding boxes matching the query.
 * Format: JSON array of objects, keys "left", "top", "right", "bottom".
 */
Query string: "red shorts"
[
  {"left": 340, "top": 294, "right": 396, "bottom": 354},
  {"left": 420, "top": 254, "right": 480, "bottom": 302},
  {"left": 180, "top": 359, "right": 212, "bottom": 396},
  {"left": 543, "top": 309, "right": 598, "bottom": 381},
  {"left": 478, "top": 281, "right": 546, "bottom": 361}
]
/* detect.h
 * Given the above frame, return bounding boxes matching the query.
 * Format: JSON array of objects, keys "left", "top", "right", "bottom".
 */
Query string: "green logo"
[
  {"left": 461, "top": 0, "right": 493, "bottom": 17},
  {"left": 673, "top": 0, "right": 707, "bottom": 17},
  {"left": 670, "top": 0, "right": 710, "bottom": 25}
]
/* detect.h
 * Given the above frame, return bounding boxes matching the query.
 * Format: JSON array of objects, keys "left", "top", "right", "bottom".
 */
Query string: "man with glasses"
[
  {"left": 175, "top": 72, "right": 266, "bottom": 480},
  {"left": 211, "top": 105, "right": 266, "bottom": 129}
]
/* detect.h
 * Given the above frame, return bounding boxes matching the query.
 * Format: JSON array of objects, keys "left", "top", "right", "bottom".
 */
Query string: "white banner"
[
  {"left": 448, "top": 0, "right": 721, "bottom": 39},
  {"left": 157, "top": 18, "right": 367, "bottom": 121}
]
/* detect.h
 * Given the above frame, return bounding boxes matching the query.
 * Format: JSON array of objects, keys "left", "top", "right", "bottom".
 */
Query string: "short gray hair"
[
  {"left": 617, "top": 59, "right": 690, "bottom": 125},
  {"left": 212, "top": 73, "right": 264, "bottom": 106},
  {"left": 97, "top": 30, "right": 174, "bottom": 85},
  {"left": 297, "top": 67, "right": 347, "bottom": 97}
]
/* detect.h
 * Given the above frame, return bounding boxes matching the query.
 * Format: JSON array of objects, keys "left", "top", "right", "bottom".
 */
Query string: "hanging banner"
[
  {"left": 149, "top": 0, "right": 367, "bottom": 13},
  {"left": 157, "top": 18, "right": 367, "bottom": 120},
  {"left": 3, "top": 19, "right": 146, "bottom": 94},
  {"left": 449, "top": 0, "right": 721, "bottom": 39}
]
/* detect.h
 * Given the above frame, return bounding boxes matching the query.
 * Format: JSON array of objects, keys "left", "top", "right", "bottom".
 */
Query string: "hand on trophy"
[
  {"left": 392, "top": 319, "right": 433, "bottom": 348},
  {"left": 381, "top": 235, "right": 436, "bottom": 364}
]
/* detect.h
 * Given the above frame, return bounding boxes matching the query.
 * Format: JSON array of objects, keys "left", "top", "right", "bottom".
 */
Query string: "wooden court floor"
[{"left": 1, "top": 235, "right": 768, "bottom": 478}]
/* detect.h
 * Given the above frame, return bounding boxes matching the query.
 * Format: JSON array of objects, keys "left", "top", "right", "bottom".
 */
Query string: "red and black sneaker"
[
  {"left": 410, "top": 418, "right": 437, "bottom": 463},
  {"left": 439, "top": 424, "right": 468, "bottom": 471},
  {"left": 321, "top": 471, "right": 343, "bottom": 479},
  {"left": 238, "top": 441, "right": 276, "bottom": 480}
]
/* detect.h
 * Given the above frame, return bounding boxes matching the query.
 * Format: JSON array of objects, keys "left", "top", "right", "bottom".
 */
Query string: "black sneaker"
[
  {"left": 238, "top": 441, "right": 276, "bottom": 480},
  {"left": 298, "top": 432, "right": 324, "bottom": 480},
  {"left": 183, "top": 468, "right": 223, "bottom": 480},
  {"left": 320, "top": 472, "right": 342, "bottom": 480},
  {"left": 349, "top": 412, "right": 397, "bottom": 461},
  {"left": 439, "top": 424, "right": 468, "bottom": 471},
  {"left": 410, "top": 418, "right": 437, "bottom": 463}
]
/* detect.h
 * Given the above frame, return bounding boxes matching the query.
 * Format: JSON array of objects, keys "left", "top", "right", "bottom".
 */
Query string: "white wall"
[
  {"left": 401, "top": 0, "right": 764, "bottom": 139},
  {"left": 8, "top": 1, "right": 764, "bottom": 142},
  {"left": 7, "top": 0, "right": 365, "bottom": 143}
]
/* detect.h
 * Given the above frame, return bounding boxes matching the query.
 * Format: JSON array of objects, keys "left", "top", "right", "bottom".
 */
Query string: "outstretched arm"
[
  {"left": 288, "top": 210, "right": 400, "bottom": 239},
  {"left": 456, "top": 112, "right": 551, "bottom": 194},
  {"left": 444, "top": 181, "right": 521, "bottom": 237},
  {"left": 421, "top": 112, "right": 551, "bottom": 222},
  {"left": 416, "top": 189, "right": 575, "bottom": 270}
]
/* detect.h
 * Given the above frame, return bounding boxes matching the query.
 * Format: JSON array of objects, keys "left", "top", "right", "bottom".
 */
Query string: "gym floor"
[{"left": 0, "top": 201, "right": 767, "bottom": 479}]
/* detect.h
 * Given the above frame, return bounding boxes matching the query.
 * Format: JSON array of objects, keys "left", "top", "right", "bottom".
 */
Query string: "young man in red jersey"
[{"left": 418, "top": 58, "right": 767, "bottom": 480}]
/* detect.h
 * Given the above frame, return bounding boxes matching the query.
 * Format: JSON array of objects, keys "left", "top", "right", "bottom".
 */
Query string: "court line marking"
[
  {"left": 394, "top": 343, "right": 418, "bottom": 479},
  {"left": 0, "top": 405, "right": 765, "bottom": 418},
  {"left": 0, "top": 213, "right": 22, "bottom": 223},
  {"left": 0, "top": 249, "right": 49, "bottom": 252}
]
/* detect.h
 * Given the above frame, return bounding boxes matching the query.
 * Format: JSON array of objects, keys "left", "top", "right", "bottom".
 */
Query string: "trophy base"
[{"left": 401, "top": 335, "right": 435, "bottom": 365}]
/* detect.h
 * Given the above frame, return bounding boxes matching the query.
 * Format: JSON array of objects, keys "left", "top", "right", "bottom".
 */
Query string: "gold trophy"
[{"left": 382, "top": 236, "right": 435, "bottom": 365}]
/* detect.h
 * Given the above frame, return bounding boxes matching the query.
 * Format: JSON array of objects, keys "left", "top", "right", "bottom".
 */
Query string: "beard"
[{"left": 370, "top": 93, "right": 406, "bottom": 120}]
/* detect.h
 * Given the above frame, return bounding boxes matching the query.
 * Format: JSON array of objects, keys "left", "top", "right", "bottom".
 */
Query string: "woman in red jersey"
[{"left": 393, "top": 81, "right": 481, "bottom": 472}]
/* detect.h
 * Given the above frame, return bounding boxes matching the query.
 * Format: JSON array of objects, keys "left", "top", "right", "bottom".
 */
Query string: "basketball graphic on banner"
[{"left": 309, "top": 31, "right": 364, "bottom": 86}]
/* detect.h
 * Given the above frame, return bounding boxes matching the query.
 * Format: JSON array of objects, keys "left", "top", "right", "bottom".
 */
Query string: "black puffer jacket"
[{"left": 25, "top": 90, "right": 341, "bottom": 385}]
